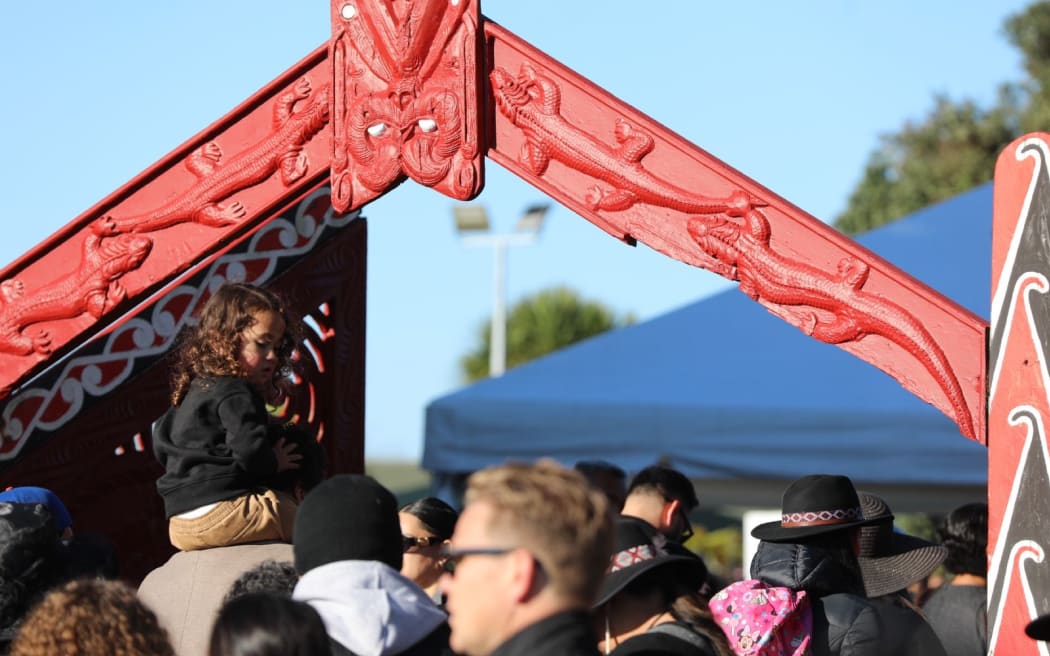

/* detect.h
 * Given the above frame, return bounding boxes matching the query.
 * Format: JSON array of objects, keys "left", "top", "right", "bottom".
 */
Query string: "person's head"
[
  {"left": 594, "top": 517, "right": 707, "bottom": 652},
  {"left": 440, "top": 460, "right": 613, "bottom": 656},
  {"left": 293, "top": 474, "right": 402, "bottom": 575},
  {"left": 938, "top": 501, "right": 988, "bottom": 577},
  {"left": 171, "top": 282, "right": 301, "bottom": 405},
  {"left": 0, "top": 487, "right": 73, "bottom": 540},
  {"left": 224, "top": 560, "right": 300, "bottom": 604},
  {"left": 575, "top": 460, "right": 627, "bottom": 512},
  {"left": 400, "top": 497, "right": 459, "bottom": 591},
  {"left": 8, "top": 579, "right": 174, "bottom": 656},
  {"left": 622, "top": 464, "right": 697, "bottom": 541},
  {"left": 209, "top": 593, "right": 330, "bottom": 656},
  {"left": 750, "top": 475, "right": 881, "bottom": 594},
  {"left": 856, "top": 492, "right": 946, "bottom": 598},
  {"left": 0, "top": 502, "right": 63, "bottom": 632},
  {"left": 271, "top": 425, "right": 327, "bottom": 502},
  {"left": 750, "top": 474, "right": 879, "bottom": 546}
]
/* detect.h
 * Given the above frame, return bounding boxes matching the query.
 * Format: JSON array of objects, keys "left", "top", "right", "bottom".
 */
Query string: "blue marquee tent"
[{"left": 422, "top": 186, "right": 991, "bottom": 511}]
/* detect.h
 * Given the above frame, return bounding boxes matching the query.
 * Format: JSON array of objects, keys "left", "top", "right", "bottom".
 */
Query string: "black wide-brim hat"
[
  {"left": 751, "top": 474, "right": 883, "bottom": 542},
  {"left": 856, "top": 492, "right": 947, "bottom": 598},
  {"left": 594, "top": 516, "right": 706, "bottom": 608}
]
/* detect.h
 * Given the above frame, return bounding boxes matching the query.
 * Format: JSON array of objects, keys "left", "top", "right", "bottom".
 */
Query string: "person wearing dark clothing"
[
  {"left": 750, "top": 540, "right": 883, "bottom": 656},
  {"left": 621, "top": 465, "right": 723, "bottom": 598},
  {"left": 749, "top": 474, "right": 899, "bottom": 656},
  {"left": 854, "top": 492, "right": 947, "bottom": 656},
  {"left": 922, "top": 502, "right": 988, "bottom": 656},
  {"left": 595, "top": 517, "right": 729, "bottom": 656},
  {"left": 153, "top": 376, "right": 283, "bottom": 518},
  {"left": 0, "top": 503, "right": 66, "bottom": 653},
  {"left": 622, "top": 465, "right": 697, "bottom": 543},
  {"left": 438, "top": 461, "right": 613, "bottom": 656},
  {"left": 140, "top": 423, "right": 324, "bottom": 656},
  {"left": 603, "top": 624, "right": 717, "bottom": 656},
  {"left": 152, "top": 283, "right": 303, "bottom": 551},
  {"left": 924, "top": 586, "right": 986, "bottom": 653},
  {"left": 488, "top": 612, "right": 598, "bottom": 656},
  {"left": 292, "top": 475, "right": 450, "bottom": 656}
]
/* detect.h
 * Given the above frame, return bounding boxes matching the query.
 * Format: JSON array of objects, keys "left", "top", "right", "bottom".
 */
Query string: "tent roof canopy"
[{"left": 423, "top": 185, "right": 991, "bottom": 511}]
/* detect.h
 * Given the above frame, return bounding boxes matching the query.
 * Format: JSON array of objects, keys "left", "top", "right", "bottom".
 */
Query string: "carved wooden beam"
[
  {"left": 484, "top": 20, "right": 988, "bottom": 443},
  {"left": 0, "top": 188, "right": 367, "bottom": 579},
  {"left": 0, "top": 46, "right": 335, "bottom": 398},
  {"left": 0, "top": 0, "right": 489, "bottom": 399}
]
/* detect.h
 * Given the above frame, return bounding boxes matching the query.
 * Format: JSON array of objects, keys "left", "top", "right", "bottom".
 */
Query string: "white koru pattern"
[{"left": 1, "top": 187, "right": 358, "bottom": 462}]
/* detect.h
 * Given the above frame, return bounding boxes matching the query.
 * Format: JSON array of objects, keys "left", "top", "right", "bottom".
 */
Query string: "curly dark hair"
[
  {"left": 170, "top": 283, "right": 302, "bottom": 406},
  {"left": 224, "top": 560, "right": 300, "bottom": 604},
  {"left": 9, "top": 579, "right": 174, "bottom": 656},
  {"left": 938, "top": 502, "right": 988, "bottom": 576}
]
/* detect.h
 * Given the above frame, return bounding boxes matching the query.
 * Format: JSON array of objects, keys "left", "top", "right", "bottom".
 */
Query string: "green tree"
[
  {"left": 460, "top": 286, "right": 635, "bottom": 382},
  {"left": 832, "top": 2, "right": 1050, "bottom": 235},
  {"left": 834, "top": 95, "right": 1019, "bottom": 235},
  {"left": 1007, "top": 1, "right": 1050, "bottom": 132}
]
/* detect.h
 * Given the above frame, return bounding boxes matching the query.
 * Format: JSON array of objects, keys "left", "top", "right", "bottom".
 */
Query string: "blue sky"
[{"left": 0, "top": 2, "right": 1032, "bottom": 459}]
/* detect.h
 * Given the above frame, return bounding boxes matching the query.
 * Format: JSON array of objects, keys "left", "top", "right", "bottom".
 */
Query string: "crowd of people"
[
  {"left": 0, "top": 460, "right": 1009, "bottom": 656},
  {"left": 0, "top": 282, "right": 1027, "bottom": 655}
]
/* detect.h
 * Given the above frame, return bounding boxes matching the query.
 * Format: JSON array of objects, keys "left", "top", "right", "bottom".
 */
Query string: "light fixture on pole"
[{"left": 453, "top": 202, "right": 551, "bottom": 378}]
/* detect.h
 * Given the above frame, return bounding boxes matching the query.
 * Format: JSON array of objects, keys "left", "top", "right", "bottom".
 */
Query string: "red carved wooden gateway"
[{"left": 0, "top": 2, "right": 1039, "bottom": 652}]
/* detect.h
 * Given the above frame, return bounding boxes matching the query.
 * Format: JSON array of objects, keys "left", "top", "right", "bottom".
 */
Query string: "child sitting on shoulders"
[{"left": 153, "top": 282, "right": 303, "bottom": 551}]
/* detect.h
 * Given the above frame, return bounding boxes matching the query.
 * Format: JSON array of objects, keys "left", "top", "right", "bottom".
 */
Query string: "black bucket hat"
[
  {"left": 594, "top": 516, "right": 706, "bottom": 608},
  {"left": 751, "top": 474, "right": 882, "bottom": 542},
  {"left": 856, "top": 492, "right": 947, "bottom": 597}
]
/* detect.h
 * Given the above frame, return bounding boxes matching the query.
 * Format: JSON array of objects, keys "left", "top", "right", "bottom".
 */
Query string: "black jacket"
[
  {"left": 867, "top": 596, "right": 947, "bottom": 656},
  {"left": 153, "top": 377, "right": 279, "bottom": 517},
  {"left": 491, "top": 611, "right": 599, "bottom": 656},
  {"left": 750, "top": 541, "right": 887, "bottom": 656},
  {"left": 329, "top": 623, "right": 452, "bottom": 656},
  {"left": 610, "top": 621, "right": 719, "bottom": 656}
]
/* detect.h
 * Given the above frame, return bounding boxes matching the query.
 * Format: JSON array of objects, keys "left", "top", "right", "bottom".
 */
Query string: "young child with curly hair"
[{"left": 152, "top": 282, "right": 303, "bottom": 551}]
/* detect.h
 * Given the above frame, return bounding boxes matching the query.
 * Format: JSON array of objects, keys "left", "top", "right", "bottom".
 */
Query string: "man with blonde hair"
[{"left": 440, "top": 460, "right": 613, "bottom": 656}]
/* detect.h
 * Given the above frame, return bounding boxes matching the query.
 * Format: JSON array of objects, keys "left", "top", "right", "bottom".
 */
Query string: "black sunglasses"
[
  {"left": 402, "top": 535, "right": 443, "bottom": 551},
  {"left": 439, "top": 547, "right": 513, "bottom": 575}
]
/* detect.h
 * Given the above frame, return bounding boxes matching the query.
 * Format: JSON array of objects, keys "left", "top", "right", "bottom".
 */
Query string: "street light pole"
[
  {"left": 491, "top": 235, "right": 507, "bottom": 377},
  {"left": 453, "top": 203, "right": 551, "bottom": 378}
]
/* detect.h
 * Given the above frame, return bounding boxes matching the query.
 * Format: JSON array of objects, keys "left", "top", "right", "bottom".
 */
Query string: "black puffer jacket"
[{"left": 750, "top": 541, "right": 884, "bottom": 656}]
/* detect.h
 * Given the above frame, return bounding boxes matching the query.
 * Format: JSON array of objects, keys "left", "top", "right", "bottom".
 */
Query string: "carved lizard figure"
[
  {"left": 491, "top": 64, "right": 759, "bottom": 216},
  {"left": 108, "top": 77, "right": 330, "bottom": 234},
  {"left": 687, "top": 210, "right": 975, "bottom": 439},
  {"left": 0, "top": 217, "right": 153, "bottom": 356}
]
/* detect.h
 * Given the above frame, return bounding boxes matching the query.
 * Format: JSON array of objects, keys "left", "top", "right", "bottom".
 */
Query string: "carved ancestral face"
[{"left": 238, "top": 309, "right": 287, "bottom": 391}]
